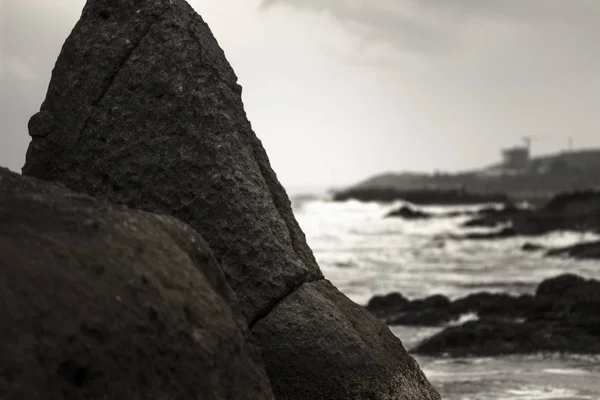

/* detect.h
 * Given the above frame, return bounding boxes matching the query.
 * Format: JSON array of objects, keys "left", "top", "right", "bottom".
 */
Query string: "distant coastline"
[{"left": 331, "top": 148, "right": 600, "bottom": 204}]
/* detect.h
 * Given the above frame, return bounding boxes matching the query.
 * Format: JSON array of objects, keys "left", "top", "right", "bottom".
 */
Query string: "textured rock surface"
[
  {"left": 252, "top": 280, "right": 440, "bottom": 400},
  {"left": 0, "top": 167, "right": 274, "bottom": 400},
  {"left": 23, "top": 0, "right": 322, "bottom": 324},
  {"left": 22, "top": 0, "right": 441, "bottom": 398}
]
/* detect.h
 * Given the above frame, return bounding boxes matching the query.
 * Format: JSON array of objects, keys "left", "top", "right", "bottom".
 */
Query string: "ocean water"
[{"left": 290, "top": 195, "right": 600, "bottom": 400}]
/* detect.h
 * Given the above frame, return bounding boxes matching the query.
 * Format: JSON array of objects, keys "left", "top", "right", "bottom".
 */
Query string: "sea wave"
[
  {"left": 291, "top": 196, "right": 600, "bottom": 399},
  {"left": 292, "top": 197, "right": 600, "bottom": 304}
]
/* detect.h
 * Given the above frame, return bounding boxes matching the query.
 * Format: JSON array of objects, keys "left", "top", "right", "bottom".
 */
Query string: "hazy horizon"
[{"left": 2, "top": 0, "right": 600, "bottom": 188}]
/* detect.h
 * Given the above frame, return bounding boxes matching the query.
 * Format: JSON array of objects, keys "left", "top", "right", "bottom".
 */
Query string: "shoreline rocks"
[
  {"left": 366, "top": 274, "right": 600, "bottom": 357},
  {"left": 386, "top": 205, "right": 432, "bottom": 219},
  {"left": 460, "top": 190, "right": 600, "bottom": 237}
]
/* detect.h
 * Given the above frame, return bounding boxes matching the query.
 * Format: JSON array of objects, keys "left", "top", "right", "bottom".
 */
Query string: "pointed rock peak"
[
  {"left": 22, "top": 2, "right": 441, "bottom": 398},
  {"left": 23, "top": 0, "right": 322, "bottom": 324}
]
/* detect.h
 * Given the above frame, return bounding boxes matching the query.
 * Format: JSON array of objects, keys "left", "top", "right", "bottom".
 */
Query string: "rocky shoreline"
[
  {"left": 366, "top": 274, "right": 600, "bottom": 357},
  {"left": 384, "top": 191, "right": 600, "bottom": 260}
]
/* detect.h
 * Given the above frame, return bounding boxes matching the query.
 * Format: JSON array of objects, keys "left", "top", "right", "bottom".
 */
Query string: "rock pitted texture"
[
  {"left": 22, "top": 0, "right": 441, "bottom": 398},
  {"left": 0, "top": 167, "right": 274, "bottom": 400},
  {"left": 253, "top": 280, "right": 438, "bottom": 400},
  {"left": 23, "top": 0, "right": 322, "bottom": 325}
]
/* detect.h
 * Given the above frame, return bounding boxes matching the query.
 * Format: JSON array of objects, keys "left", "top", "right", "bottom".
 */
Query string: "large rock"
[
  {"left": 22, "top": 1, "right": 440, "bottom": 398},
  {"left": 22, "top": 0, "right": 322, "bottom": 325},
  {"left": 0, "top": 167, "right": 274, "bottom": 400},
  {"left": 252, "top": 280, "right": 437, "bottom": 400}
]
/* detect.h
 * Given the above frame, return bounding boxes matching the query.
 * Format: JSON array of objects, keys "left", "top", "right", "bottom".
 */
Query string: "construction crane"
[{"left": 521, "top": 135, "right": 543, "bottom": 153}]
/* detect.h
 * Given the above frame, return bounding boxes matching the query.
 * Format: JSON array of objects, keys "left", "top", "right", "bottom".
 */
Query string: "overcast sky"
[{"left": 2, "top": 0, "right": 600, "bottom": 189}]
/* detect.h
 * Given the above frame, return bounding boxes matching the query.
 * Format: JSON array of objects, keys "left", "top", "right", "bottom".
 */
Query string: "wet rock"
[
  {"left": 460, "top": 190, "right": 600, "bottom": 236},
  {"left": 21, "top": 1, "right": 441, "bottom": 398},
  {"left": 366, "top": 293, "right": 453, "bottom": 326},
  {"left": 450, "top": 293, "right": 535, "bottom": 319},
  {"left": 386, "top": 205, "right": 432, "bottom": 219},
  {"left": 388, "top": 309, "right": 454, "bottom": 327},
  {"left": 461, "top": 203, "right": 523, "bottom": 228},
  {"left": 252, "top": 280, "right": 440, "bottom": 400},
  {"left": 459, "top": 227, "right": 517, "bottom": 240},
  {"left": 545, "top": 240, "right": 600, "bottom": 260},
  {"left": 536, "top": 273, "right": 588, "bottom": 298},
  {"left": 28, "top": 111, "right": 56, "bottom": 138},
  {"left": 408, "top": 274, "right": 600, "bottom": 356},
  {"left": 366, "top": 292, "right": 409, "bottom": 317},
  {"left": 413, "top": 318, "right": 600, "bottom": 357},
  {"left": 412, "top": 294, "right": 452, "bottom": 310},
  {"left": 0, "top": 167, "right": 274, "bottom": 400},
  {"left": 522, "top": 242, "right": 545, "bottom": 252}
]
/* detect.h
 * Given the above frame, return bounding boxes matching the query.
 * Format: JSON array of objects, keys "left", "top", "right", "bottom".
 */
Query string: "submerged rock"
[
  {"left": 454, "top": 227, "right": 517, "bottom": 240},
  {"left": 460, "top": 190, "right": 600, "bottom": 237},
  {"left": 545, "top": 240, "right": 600, "bottom": 260},
  {"left": 0, "top": 167, "right": 274, "bottom": 400},
  {"left": 22, "top": 1, "right": 440, "bottom": 398},
  {"left": 366, "top": 290, "right": 535, "bottom": 327},
  {"left": 521, "top": 242, "right": 545, "bottom": 252},
  {"left": 461, "top": 203, "right": 522, "bottom": 228},
  {"left": 386, "top": 205, "right": 432, "bottom": 219}
]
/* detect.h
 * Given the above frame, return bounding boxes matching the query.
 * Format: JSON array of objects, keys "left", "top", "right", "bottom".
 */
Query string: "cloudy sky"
[{"left": 2, "top": 0, "right": 600, "bottom": 189}]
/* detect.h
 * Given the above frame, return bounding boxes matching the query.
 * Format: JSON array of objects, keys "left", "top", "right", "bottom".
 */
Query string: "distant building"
[{"left": 502, "top": 146, "right": 530, "bottom": 170}]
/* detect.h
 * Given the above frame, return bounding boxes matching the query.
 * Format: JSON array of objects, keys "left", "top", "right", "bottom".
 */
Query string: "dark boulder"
[
  {"left": 21, "top": 1, "right": 440, "bottom": 398},
  {"left": 408, "top": 274, "right": 600, "bottom": 356},
  {"left": 448, "top": 292, "right": 529, "bottom": 318},
  {"left": 461, "top": 190, "right": 600, "bottom": 236},
  {"left": 522, "top": 242, "right": 545, "bottom": 252},
  {"left": 461, "top": 204, "right": 524, "bottom": 228},
  {"left": 366, "top": 292, "right": 409, "bottom": 316},
  {"left": 252, "top": 280, "right": 438, "bottom": 400},
  {"left": 365, "top": 290, "right": 535, "bottom": 327},
  {"left": 0, "top": 168, "right": 274, "bottom": 400},
  {"left": 388, "top": 309, "right": 454, "bottom": 327},
  {"left": 413, "top": 318, "right": 600, "bottom": 357},
  {"left": 535, "top": 273, "right": 588, "bottom": 298},
  {"left": 386, "top": 205, "right": 431, "bottom": 219},
  {"left": 458, "top": 227, "right": 517, "bottom": 240},
  {"left": 410, "top": 294, "right": 452, "bottom": 310},
  {"left": 545, "top": 240, "right": 600, "bottom": 260},
  {"left": 542, "top": 189, "right": 600, "bottom": 216}
]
